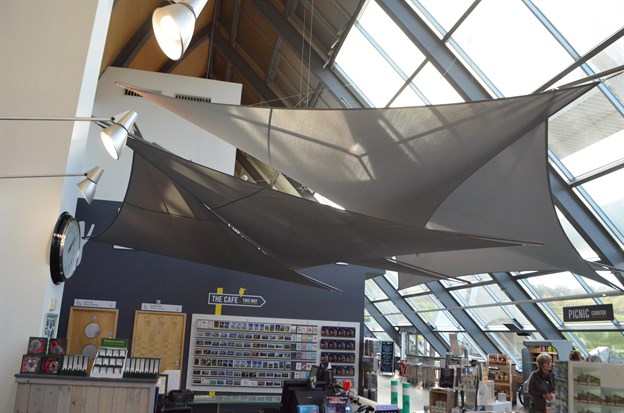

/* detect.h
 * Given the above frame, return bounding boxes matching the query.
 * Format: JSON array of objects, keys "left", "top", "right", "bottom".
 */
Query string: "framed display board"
[
  {"left": 380, "top": 341, "right": 394, "bottom": 374},
  {"left": 187, "top": 314, "right": 359, "bottom": 393}
]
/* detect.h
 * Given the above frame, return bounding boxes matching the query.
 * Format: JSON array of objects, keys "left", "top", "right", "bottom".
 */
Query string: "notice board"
[{"left": 380, "top": 341, "right": 394, "bottom": 374}]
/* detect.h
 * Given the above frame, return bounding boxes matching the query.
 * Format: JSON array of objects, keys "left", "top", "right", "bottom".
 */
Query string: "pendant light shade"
[
  {"left": 152, "top": 0, "right": 208, "bottom": 60},
  {"left": 100, "top": 110, "right": 138, "bottom": 160},
  {"left": 77, "top": 166, "right": 104, "bottom": 204}
]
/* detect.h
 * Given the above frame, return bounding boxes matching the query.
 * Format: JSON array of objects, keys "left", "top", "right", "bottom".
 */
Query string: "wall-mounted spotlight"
[
  {"left": 99, "top": 110, "right": 138, "bottom": 160},
  {"left": 0, "top": 110, "right": 138, "bottom": 160},
  {"left": 152, "top": 0, "right": 208, "bottom": 60},
  {"left": 0, "top": 166, "right": 104, "bottom": 204}
]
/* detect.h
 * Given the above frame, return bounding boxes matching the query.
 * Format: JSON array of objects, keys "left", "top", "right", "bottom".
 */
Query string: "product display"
[
  {"left": 187, "top": 314, "right": 359, "bottom": 393},
  {"left": 486, "top": 354, "right": 512, "bottom": 401},
  {"left": 124, "top": 357, "right": 161, "bottom": 379},
  {"left": 90, "top": 338, "right": 129, "bottom": 378}
]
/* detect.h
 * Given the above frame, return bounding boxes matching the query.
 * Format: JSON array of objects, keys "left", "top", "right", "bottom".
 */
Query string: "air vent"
[
  {"left": 124, "top": 89, "right": 142, "bottom": 98},
  {"left": 175, "top": 93, "right": 212, "bottom": 103}
]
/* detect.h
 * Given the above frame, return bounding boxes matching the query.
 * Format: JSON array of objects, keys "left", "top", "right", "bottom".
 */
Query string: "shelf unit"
[
  {"left": 187, "top": 314, "right": 359, "bottom": 393},
  {"left": 486, "top": 354, "right": 512, "bottom": 401},
  {"left": 523, "top": 340, "right": 572, "bottom": 373}
]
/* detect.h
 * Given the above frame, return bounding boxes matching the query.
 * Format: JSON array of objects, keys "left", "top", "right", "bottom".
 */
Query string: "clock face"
[{"left": 50, "top": 212, "right": 82, "bottom": 284}]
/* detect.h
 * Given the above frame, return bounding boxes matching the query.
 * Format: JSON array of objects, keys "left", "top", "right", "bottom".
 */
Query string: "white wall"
[
  {"left": 0, "top": 3, "right": 242, "bottom": 410},
  {"left": 0, "top": 1, "right": 112, "bottom": 410},
  {"left": 83, "top": 67, "right": 241, "bottom": 202}
]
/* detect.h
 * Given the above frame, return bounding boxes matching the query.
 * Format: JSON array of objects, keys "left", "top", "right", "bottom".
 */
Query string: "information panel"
[
  {"left": 187, "top": 314, "right": 359, "bottom": 393},
  {"left": 380, "top": 341, "right": 394, "bottom": 374}
]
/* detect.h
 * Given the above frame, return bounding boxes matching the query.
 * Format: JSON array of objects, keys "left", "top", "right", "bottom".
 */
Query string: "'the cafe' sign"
[{"left": 563, "top": 303, "right": 614, "bottom": 322}]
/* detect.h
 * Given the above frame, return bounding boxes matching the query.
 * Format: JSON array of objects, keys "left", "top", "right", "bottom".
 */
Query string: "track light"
[
  {"left": 0, "top": 110, "right": 138, "bottom": 160},
  {"left": 0, "top": 167, "right": 104, "bottom": 204},
  {"left": 99, "top": 110, "right": 138, "bottom": 160},
  {"left": 76, "top": 166, "right": 104, "bottom": 204},
  {"left": 152, "top": 0, "right": 208, "bottom": 60}
]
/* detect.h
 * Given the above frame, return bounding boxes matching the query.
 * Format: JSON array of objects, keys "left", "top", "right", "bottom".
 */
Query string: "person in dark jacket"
[{"left": 528, "top": 353, "right": 555, "bottom": 413}]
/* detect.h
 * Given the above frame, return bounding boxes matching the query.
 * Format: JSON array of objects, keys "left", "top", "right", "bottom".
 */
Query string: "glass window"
[
  {"left": 556, "top": 208, "right": 601, "bottom": 261},
  {"left": 522, "top": 272, "right": 585, "bottom": 298},
  {"left": 412, "top": 62, "right": 464, "bottom": 104},
  {"left": 390, "top": 84, "right": 426, "bottom": 108},
  {"left": 360, "top": 1, "right": 425, "bottom": 76},
  {"left": 439, "top": 332, "right": 486, "bottom": 360},
  {"left": 366, "top": 279, "right": 388, "bottom": 301},
  {"left": 576, "top": 169, "right": 624, "bottom": 242},
  {"left": 486, "top": 332, "right": 543, "bottom": 368},
  {"left": 452, "top": 0, "right": 573, "bottom": 96},
  {"left": 409, "top": 0, "right": 474, "bottom": 38},
  {"left": 335, "top": 26, "right": 406, "bottom": 107},
  {"left": 364, "top": 310, "right": 385, "bottom": 332},
  {"left": 564, "top": 331, "right": 624, "bottom": 363},
  {"left": 531, "top": 0, "right": 624, "bottom": 56}
]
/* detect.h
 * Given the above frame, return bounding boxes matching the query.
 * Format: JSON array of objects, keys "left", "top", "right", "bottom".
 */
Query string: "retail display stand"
[
  {"left": 187, "top": 314, "right": 359, "bottom": 393},
  {"left": 485, "top": 354, "right": 512, "bottom": 401},
  {"left": 90, "top": 338, "right": 129, "bottom": 378}
]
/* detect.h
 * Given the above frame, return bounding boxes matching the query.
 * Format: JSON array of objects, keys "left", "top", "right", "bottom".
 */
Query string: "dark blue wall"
[{"left": 59, "top": 200, "right": 370, "bottom": 387}]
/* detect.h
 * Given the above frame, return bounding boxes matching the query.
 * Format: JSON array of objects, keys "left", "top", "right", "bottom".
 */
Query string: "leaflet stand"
[{"left": 90, "top": 338, "right": 128, "bottom": 378}]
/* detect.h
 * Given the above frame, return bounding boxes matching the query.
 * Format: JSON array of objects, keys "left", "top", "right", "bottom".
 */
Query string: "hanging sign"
[
  {"left": 563, "top": 303, "right": 613, "bottom": 322},
  {"left": 208, "top": 293, "right": 266, "bottom": 307}
]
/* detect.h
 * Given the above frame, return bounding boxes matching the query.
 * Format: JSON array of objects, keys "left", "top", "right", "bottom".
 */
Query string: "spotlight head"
[{"left": 100, "top": 110, "right": 137, "bottom": 160}]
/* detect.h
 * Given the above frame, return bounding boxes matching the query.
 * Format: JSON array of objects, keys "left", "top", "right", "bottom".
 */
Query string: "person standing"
[{"left": 528, "top": 353, "right": 555, "bottom": 413}]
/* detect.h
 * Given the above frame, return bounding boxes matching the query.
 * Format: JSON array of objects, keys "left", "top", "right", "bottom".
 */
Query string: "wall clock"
[{"left": 50, "top": 212, "right": 82, "bottom": 285}]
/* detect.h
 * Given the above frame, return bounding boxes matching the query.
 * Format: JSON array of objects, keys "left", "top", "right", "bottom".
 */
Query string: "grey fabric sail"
[{"left": 111, "top": 82, "right": 611, "bottom": 288}]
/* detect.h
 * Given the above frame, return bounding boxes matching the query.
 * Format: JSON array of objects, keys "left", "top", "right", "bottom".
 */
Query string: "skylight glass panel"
[
  {"left": 428, "top": 309, "right": 460, "bottom": 331},
  {"left": 398, "top": 283, "right": 430, "bottom": 296},
  {"left": 364, "top": 309, "right": 384, "bottom": 331},
  {"left": 409, "top": 0, "right": 473, "bottom": 38},
  {"left": 450, "top": 288, "right": 509, "bottom": 329},
  {"left": 373, "top": 331, "right": 395, "bottom": 343},
  {"left": 374, "top": 299, "right": 401, "bottom": 316},
  {"left": 577, "top": 169, "right": 624, "bottom": 241},
  {"left": 439, "top": 332, "right": 485, "bottom": 359},
  {"left": 359, "top": 1, "right": 425, "bottom": 76},
  {"left": 522, "top": 272, "right": 585, "bottom": 298},
  {"left": 412, "top": 62, "right": 464, "bottom": 104},
  {"left": 389, "top": 85, "right": 426, "bottom": 108},
  {"left": 384, "top": 271, "right": 399, "bottom": 289},
  {"left": 488, "top": 285, "right": 534, "bottom": 328},
  {"left": 334, "top": 26, "right": 406, "bottom": 107},
  {"left": 531, "top": 0, "right": 624, "bottom": 56},
  {"left": 555, "top": 208, "right": 600, "bottom": 261},
  {"left": 366, "top": 279, "right": 389, "bottom": 301},
  {"left": 452, "top": 0, "right": 573, "bottom": 96},
  {"left": 549, "top": 82, "right": 623, "bottom": 175}
]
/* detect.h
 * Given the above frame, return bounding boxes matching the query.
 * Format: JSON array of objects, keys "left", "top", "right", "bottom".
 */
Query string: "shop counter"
[{"left": 14, "top": 374, "right": 157, "bottom": 413}]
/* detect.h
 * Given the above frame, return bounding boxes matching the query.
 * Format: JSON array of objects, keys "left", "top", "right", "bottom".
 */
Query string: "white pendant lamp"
[{"left": 152, "top": 0, "right": 208, "bottom": 60}]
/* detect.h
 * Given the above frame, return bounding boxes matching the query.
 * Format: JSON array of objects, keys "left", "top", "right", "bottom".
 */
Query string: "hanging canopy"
[
  {"left": 95, "top": 138, "right": 525, "bottom": 291},
  {"left": 109, "top": 81, "right": 612, "bottom": 289}
]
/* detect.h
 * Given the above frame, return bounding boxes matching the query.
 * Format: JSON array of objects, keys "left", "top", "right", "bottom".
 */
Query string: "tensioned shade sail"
[
  {"left": 94, "top": 138, "right": 522, "bottom": 291},
  {"left": 117, "top": 82, "right": 610, "bottom": 288}
]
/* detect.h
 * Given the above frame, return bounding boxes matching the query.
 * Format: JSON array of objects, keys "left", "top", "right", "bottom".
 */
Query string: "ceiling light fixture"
[
  {"left": 0, "top": 166, "right": 104, "bottom": 204},
  {"left": 152, "top": 0, "right": 208, "bottom": 60}
]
